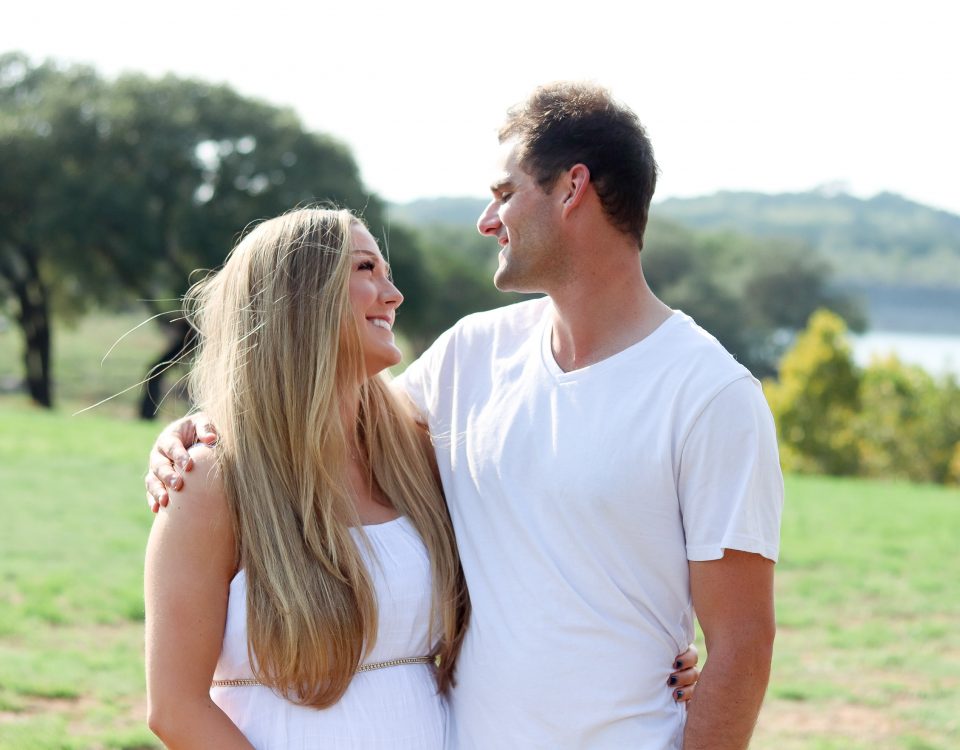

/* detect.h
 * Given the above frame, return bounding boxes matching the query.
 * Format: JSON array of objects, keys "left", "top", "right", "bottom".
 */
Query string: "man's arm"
[{"left": 682, "top": 549, "right": 776, "bottom": 749}]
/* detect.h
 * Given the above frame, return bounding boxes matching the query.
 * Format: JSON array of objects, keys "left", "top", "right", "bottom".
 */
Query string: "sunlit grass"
[
  {"left": 752, "top": 475, "right": 960, "bottom": 749},
  {"left": 0, "top": 405, "right": 161, "bottom": 748}
]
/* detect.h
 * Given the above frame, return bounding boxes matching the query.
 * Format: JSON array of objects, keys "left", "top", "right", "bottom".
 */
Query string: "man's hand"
[
  {"left": 671, "top": 644, "right": 700, "bottom": 703},
  {"left": 144, "top": 414, "right": 217, "bottom": 512}
]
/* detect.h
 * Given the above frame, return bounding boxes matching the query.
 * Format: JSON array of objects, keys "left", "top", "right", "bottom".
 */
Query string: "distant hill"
[
  {"left": 655, "top": 190, "right": 960, "bottom": 287},
  {"left": 390, "top": 190, "right": 960, "bottom": 333},
  {"left": 392, "top": 192, "right": 960, "bottom": 288},
  {"left": 389, "top": 197, "right": 489, "bottom": 227}
]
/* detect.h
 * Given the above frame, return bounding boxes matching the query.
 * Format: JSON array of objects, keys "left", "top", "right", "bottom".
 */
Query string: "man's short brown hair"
[{"left": 499, "top": 82, "right": 658, "bottom": 247}]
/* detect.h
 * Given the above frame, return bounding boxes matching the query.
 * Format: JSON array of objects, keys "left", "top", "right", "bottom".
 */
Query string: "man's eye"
[{"left": 500, "top": 193, "right": 512, "bottom": 202}]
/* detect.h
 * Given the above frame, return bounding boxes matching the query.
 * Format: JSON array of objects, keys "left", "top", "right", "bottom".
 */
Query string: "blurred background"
[{"left": 1, "top": 1, "right": 957, "bottom": 748}]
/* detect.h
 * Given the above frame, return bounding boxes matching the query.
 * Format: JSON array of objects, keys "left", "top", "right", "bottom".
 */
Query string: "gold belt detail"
[{"left": 211, "top": 655, "right": 434, "bottom": 687}]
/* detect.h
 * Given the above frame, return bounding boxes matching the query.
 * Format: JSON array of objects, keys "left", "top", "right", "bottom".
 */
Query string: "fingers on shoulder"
[
  {"left": 162, "top": 444, "right": 225, "bottom": 518},
  {"left": 186, "top": 442, "right": 217, "bottom": 473}
]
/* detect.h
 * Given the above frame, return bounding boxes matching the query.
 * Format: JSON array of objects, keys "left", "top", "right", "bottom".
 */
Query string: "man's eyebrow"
[{"left": 490, "top": 178, "right": 514, "bottom": 194}]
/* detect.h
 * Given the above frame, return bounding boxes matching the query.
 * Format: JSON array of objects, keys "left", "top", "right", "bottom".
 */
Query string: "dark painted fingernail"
[
  {"left": 675, "top": 690, "right": 684, "bottom": 699},
  {"left": 669, "top": 676, "right": 678, "bottom": 686},
  {"left": 674, "top": 660, "right": 683, "bottom": 669}
]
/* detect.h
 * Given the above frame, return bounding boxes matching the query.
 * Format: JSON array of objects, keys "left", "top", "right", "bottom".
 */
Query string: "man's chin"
[
  {"left": 493, "top": 269, "right": 542, "bottom": 295},
  {"left": 493, "top": 269, "right": 520, "bottom": 293}
]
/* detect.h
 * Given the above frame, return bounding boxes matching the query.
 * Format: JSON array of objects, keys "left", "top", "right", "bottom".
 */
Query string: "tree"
[
  {"left": 764, "top": 309, "right": 861, "bottom": 475},
  {"left": 643, "top": 221, "right": 863, "bottom": 377},
  {"left": 0, "top": 53, "right": 107, "bottom": 406},
  {"left": 1, "top": 54, "right": 417, "bottom": 415},
  {"left": 87, "top": 73, "right": 380, "bottom": 417},
  {"left": 857, "top": 358, "right": 960, "bottom": 484}
]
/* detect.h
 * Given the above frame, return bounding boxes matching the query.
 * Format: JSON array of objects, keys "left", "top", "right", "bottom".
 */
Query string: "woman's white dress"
[{"left": 210, "top": 516, "right": 446, "bottom": 748}]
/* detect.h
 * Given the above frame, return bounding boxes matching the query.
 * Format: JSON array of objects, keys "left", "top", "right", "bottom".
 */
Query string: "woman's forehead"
[{"left": 350, "top": 224, "right": 382, "bottom": 257}]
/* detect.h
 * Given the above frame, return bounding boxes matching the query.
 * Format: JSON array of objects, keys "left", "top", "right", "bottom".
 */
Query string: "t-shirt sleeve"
[
  {"left": 391, "top": 326, "right": 455, "bottom": 425},
  {"left": 677, "top": 375, "right": 784, "bottom": 562},
  {"left": 391, "top": 357, "right": 426, "bottom": 419}
]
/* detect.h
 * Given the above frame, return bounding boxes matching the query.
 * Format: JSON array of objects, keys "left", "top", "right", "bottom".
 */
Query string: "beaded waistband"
[{"left": 211, "top": 655, "right": 435, "bottom": 687}]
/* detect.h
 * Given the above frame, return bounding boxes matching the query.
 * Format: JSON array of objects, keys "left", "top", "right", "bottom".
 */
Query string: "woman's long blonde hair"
[{"left": 186, "top": 207, "right": 468, "bottom": 706}]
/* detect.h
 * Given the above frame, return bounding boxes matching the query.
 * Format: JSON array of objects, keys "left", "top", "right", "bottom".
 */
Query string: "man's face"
[{"left": 477, "top": 139, "right": 562, "bottom": 293}]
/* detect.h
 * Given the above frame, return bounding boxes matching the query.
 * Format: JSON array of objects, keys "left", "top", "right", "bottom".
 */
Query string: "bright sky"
[{"left": 5, "top": 0, "right": 959, "bottom": 214}]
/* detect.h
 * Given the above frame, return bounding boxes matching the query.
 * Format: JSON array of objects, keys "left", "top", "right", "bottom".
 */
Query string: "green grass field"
[
  {"left": 0, "top": 405, "right": 162, "bottom": 749},
  {"left": 2, "top": 404, "right": 957, "bottom": 749},
  {"left": 1, "top": 317, "right": 958, "bottom": 748}
]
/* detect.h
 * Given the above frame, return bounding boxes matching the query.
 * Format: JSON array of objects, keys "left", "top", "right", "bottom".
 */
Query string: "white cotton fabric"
[
  {"left": 210, "top": 516, "right": 445, "bottom": 749},
  {"left": 397, "top": 298, "right": 784, "bottom": 750}
]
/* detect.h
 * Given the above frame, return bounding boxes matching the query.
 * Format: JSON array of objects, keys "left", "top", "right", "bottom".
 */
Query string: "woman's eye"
[{"left": 357, "top": 261, "right": 375, "bottom": 272}]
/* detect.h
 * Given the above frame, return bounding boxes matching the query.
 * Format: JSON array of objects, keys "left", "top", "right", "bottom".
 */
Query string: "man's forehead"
[{"left": 489, "top": 139, "right": 523, "bottom": 190}]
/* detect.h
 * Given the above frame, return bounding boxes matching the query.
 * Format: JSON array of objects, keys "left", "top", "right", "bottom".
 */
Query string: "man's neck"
[{"left": 547, "top": 255, "right": 672, "bottom": 372}]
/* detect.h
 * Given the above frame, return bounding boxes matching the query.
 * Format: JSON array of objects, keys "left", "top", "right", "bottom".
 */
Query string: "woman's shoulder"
[
  {"left": 148, "top": 441, "right": 236, "bottom": 580},
  {"left": 186, "top": 441, "right": 218, "bottom": 474},
  {"left": 163, "top": 442, "right": 228, "bottom": 523}
]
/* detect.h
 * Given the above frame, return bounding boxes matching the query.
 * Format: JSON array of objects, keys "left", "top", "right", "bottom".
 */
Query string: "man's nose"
[{"left": 477, "top": 200, "right": 501, "bottom": 237}]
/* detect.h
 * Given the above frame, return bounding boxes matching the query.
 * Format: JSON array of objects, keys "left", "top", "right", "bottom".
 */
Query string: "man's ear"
[{"left": 560, "top": 163, "right": 591, "bottom": 217}]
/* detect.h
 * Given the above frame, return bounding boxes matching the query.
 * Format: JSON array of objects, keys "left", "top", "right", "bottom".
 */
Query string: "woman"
[
  {"left": 145, "top": 208, "right": 468, "bottom": 748},
  {"left": 145, "top": 207, "right": 700, "bottom": 748}
]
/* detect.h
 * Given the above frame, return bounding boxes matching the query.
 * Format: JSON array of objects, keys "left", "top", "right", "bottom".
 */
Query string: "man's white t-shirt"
[{"left": 396, "top": 298, "right": 783, "bottom": 749}]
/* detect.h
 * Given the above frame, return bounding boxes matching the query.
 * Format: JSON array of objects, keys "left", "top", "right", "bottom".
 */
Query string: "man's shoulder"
[
  {"left": 669, "top": 312, "right": 750, "bottom": 369},
  {"left": 397, "top": 297, "right": 549, "bottom": 392},
  {"left": 447, "top": 296, "right": 550, "bottom": 342},
  {"left": 658, "top": 311, "right": 756, "bottom": 394}
]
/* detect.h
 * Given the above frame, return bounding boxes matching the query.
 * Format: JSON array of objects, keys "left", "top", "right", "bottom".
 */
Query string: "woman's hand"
[{"left": 670, "top": 644, "right": 700, "bottom": 703}]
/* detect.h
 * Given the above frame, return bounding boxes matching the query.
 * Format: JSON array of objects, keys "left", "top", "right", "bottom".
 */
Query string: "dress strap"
[{"left": 211, "top": 655, "right": 435, "bottom": 688}]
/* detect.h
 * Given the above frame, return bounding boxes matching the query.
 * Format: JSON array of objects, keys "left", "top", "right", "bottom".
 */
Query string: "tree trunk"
[
  {"left": 139, "top": 319, "right": 195, "bottom": 420},
  {"left": 1, "top": 245, "right": 53, "bottom": 407}
]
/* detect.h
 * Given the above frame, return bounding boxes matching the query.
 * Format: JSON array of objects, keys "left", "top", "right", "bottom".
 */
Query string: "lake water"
[{"left": 850, "top": 330, "right": 960, "bottom": 378}]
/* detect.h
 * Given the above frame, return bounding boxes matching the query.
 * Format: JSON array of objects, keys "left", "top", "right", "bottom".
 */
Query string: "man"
[{"left": 148, "top": 82, "right": 781, "bottom": 748}]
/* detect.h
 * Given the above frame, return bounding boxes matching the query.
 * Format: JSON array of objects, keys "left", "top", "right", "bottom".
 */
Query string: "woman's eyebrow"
[{"left": 351, "top": 250, "right": 391, "bottom": 273}]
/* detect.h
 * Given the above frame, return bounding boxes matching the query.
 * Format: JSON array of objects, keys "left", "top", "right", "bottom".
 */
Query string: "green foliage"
[
  {"left": 856, "top": 357, "right": 960, "bottom": 484},
  {"left": 765, "top": 310, "right": 861, "bottom": 474},
  {"left": 767, "top": 310, "right": 960, "bottom": 484},
  {"left": 0, "top": 52, "right": 405, "bottom": 410},
  {"left": 644, "top": 222, "right": 863, "bottom": 377}
]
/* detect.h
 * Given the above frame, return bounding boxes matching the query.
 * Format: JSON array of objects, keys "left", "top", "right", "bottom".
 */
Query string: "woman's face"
[{"left": 348, "top": 224, "right": 404, "bottom": 377}]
